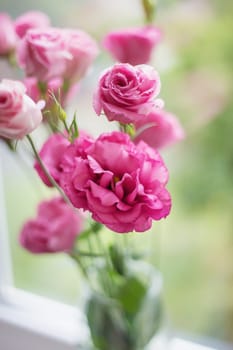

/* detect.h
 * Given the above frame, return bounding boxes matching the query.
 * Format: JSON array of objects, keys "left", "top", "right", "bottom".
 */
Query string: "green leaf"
[
  {"left": 68, "top": 111, "right": 79, "bottom": 142},
  {"left": 109, "top": 244, "right": 126, "bottom": 276},
  {"left": 116, "top": 276, "right": 147, "bottom": 315}
]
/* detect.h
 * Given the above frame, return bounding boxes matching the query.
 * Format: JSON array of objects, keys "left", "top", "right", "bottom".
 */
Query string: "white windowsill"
[
  {"left": 0, "top": 286, "right": 228, "bottom": 350},
  {"left": 0, "top": 286, "right": 88, "bottom": 349}
]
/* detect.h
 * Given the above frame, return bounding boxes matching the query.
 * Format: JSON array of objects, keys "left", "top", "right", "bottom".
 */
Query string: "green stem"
[
  {"left": 69, "top": 252, "right": 91, "bottom": 282},
  {"left": 94, "top": 232, "right": 114, "bottom": 296},
  {"left": 26, "top": 134, "right": 71, "bottom": 206},
  {"left": 75, "top": 249, "right": 103, "bottom": 258}
]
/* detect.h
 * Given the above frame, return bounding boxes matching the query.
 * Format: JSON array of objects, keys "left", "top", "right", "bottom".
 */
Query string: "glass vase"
[{"left": 80, "top": 258, "right": 167, "bottom": 350}]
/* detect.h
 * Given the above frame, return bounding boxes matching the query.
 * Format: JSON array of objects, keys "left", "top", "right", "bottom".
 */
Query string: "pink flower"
[
  {"left": 134, "top": 109, "right": 185, "bottom": 149},
  {"left": 0, "top": 13, "right": 17, "bottom": 55},
  {"left": 61, "top": 29, "right": 99, "bottom": 82},
  {"left": 34, "top": 133, "right": 71, "bottom": 187},
  {"left": 23, "top": 77, "right": 41, "bottom": 102},
  {"left": 103, "top": 26, "right": 162, "bottom": 65},
  {"left": 93, "top": 63, "right": 161, "bottom": 124},
  {"left": 19, "top": 197, "right": 83, "bottom": 254},
  {"left": 18, "top": 27, "right": 98, "bottom": 83},
  {"left": 17, "top": 28, "right": 69, "bottom": 82},
  {"left": 0, "top": 79, "right": 43, "bottom": 140},
  {"left": 14, "top": 11, "right": 50, "bottom": 38},
  {"left": 60, "top": 131, "right": 171, "bottom": 233}
]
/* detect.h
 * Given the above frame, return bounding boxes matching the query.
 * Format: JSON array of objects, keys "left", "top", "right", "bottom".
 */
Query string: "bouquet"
[{"left": 0, "top": 1, "right": 185, "bottom": 349}]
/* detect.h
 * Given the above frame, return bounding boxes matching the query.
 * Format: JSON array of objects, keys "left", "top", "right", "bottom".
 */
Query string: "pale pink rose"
[
  {"left": 0, "top": 13, "right": 17, "bottom": 55},
  {"left": 14, "top": 11, "right": 50, "bottom": 38},
  {"left": 17, "top": 28, "right": 69, "bottom": 81},
  {"left": 93, "top": 63, "right": 161, "bottom": 124},
  {"left": 103, "top": 26, "right": 162, "bottom": 65},
  {"left": 134, "top": 108, "right": 185, "bottom": 149},
  {"left": 60, "top": 131, "right": 171, "bottom": 233},
  {"left": 19, "top": 197, "right": 83, "bottom": 254},
  {"left": 18, "top": 27, "right": 98, "bottom": 83},
  {"left": 61, "top": 29, "right": 99, "bottom": 82},
  {"left": 34, "top": 133, "right": 71, "bottom": 187},
  {"left": 0, "top": 79, "right": 42, "bottom": 139}
]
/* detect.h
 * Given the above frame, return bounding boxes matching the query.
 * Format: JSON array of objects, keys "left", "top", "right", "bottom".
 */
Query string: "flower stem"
[
  {"left": 69, "top": 251, "right": 91, "bottom": 283},
  {"left": 26, "top": 134, "right": 71, "bottom": 206},
  {"left": 94, "top": 232, "right": 114, "bottom": 296}
]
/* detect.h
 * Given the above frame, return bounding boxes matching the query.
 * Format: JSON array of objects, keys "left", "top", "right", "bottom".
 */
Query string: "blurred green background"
[{"left": 1, "top": 0, "right": 233, "bottom": 345}]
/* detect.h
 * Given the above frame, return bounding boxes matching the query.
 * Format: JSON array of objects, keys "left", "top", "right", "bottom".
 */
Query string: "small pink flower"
[
  {"left": 103, "top": 26, "right": 161, "bottom": 65},
  {"left": 134, "top": 108, "right": 185, "bottom": 149},
  {"left": 0, "top": 79, "right": 42, "bottom": 140},
  {"left": 93, "top": 63, "right": 161, "bottom": 124},
  {"left": 34, "top": 133, "right": 71, "bottom": 187},
  {"left": 18, "top": 27, "right": 98, "bottom": 83},
  {"left": 0, "top": 13, "right": 17, "bottom": 55},
  {"left": 60, "top": 131, "right": 171, "bottom": 233},
  {"left": 14, "top": 11, "right": 50, "bottom": 38},
  {"left": 19, "top": 197, "right": 83, "bottom": 254}
]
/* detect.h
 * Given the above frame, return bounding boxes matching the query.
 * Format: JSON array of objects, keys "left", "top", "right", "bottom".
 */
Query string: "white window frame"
[{"left": 0, "top": 152, "right": 228, "bottom": 350}]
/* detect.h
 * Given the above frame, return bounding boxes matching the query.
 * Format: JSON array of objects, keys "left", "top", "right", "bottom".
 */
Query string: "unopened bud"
[{"left": 142, "top": 0, "right": 157, "bottom": 23}]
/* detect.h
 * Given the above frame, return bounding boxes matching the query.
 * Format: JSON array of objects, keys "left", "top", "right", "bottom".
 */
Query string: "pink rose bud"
[
  {"left": 0, "top": 79, "right": 43, "bottom": 140},
  {"left": 0, "top": 13, "right": 17, "bottom": 55},
  {"left": 134, "top": 108, "right": 185, "bottom": 149},
  {"left": 18, "top": 27, "right": 98, "bottom": 83},
  {"left": 93, "top": 63, "right": 161, "bottom": 124},
  {"left": 59, "top": 131, "right": 171, "bottom": 233},
  {"left": 103, "top": 26, "right": 162, "bottom": 65},
  {"left": 19, "top": 197, "right": 83, "bottom": 254},
  {"left": 14, "top": 11, "right": 50, "bottom": 38}
]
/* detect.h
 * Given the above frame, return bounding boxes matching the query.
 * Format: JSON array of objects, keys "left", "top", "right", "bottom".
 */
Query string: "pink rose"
[
  {"left": 17, "top": 28, "right": 69, "bottom": 82},
  {"left": 34, "top": 133, "right": 71, "bottom": 187},
  {"left": 18, "top": 27, "right": 98, "bottom": 83},
  {"left": 93, "top": 63, "right": 161, "bottom": 124},
  {"left": 14, "top": 11, "right": 50, "bottom": 38},
  {"left": 60, "top": 131, "right": 171, "bottom": 233},
  {"left": 23, "top": 77, "right": 41, "bottom": 102},
  {"left": 0, "top": 13, "right": 17, "bottom": 55},
  {"left": 134, "top": 108, "right": 185, "bottom": 149},
  {"left": 0, "top": 79, "right": 43, "bottom": 140},
  {"left": 103, "top": 26, "right": 162, "bottom": 65},
  {"left": 19, "top": 197, "right": 83, "bottom": 254},
  {"left": 61, "top": 29, "right": 99, "bottom": 82}
]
